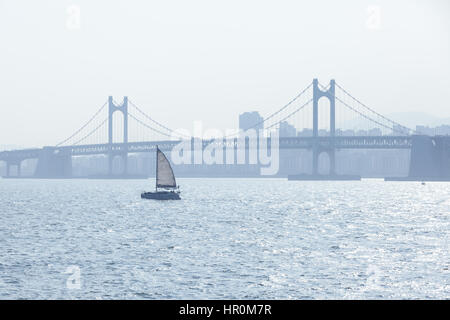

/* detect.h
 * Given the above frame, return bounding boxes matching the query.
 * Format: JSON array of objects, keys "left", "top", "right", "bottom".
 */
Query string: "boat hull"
[{"left": 141, "top": 191, "right": 181, "bottom": 200}]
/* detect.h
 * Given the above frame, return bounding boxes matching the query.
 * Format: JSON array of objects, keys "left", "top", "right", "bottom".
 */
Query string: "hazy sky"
[{"left": 0, "top": 0, "right": 449, "bottom": 147}]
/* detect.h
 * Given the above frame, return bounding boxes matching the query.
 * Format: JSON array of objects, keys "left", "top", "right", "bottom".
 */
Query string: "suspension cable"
[
  {"left": 335, "top": 96, "right": 408, "bottom": 134},
  {"left": 334, "top": 82, "right": 416, "bottom": 133},
  {"left": 56, "top": 101, "right": 108, "bottom": 146},
  {"left": 128, "top": 113, "right": 180, "bottom": 139},
  {"left": 57, "top": 81, "right": 314, "bottom": 145},
  {"left": 72, "top": 118, "right": 108, "bottom": 146},
  {"left": 265, "top": 99, "right": 313, "bottom": 131},
  {"left": 223, "top": 81, "right": 313, "bottom": 138},
  {"left": 257, "top": 82, "right": 313, "bottom": 127},
  {"left": 128, "top": 100, "right": 191, "bottom": 139}
]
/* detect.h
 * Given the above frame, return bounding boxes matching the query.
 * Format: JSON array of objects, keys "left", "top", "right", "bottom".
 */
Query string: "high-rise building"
[
  {"left": 368, "top": 128, "right": 382, "bottom": 136},
  {"left": 416, "top": 125, "right": 450, "bottom": 136},
  {"left": 239, "top": 111, "right": 263, "bottom": 132},
  {"left": 297, "top": 128, "right": 313, "bottom": 137},
  {"left": 279, "top": 121, "right": 297, "bottom": 137},
  {"left": 392, "top": 124, "right": 410, "bottom": 136}
]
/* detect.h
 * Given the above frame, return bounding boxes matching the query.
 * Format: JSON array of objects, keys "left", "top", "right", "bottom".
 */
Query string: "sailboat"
[{"left": 141, "top": 146, "right": 181, "bottom": 200}]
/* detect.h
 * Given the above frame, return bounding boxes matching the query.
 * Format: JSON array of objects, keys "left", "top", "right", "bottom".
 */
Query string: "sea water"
[{"left": 0, "top": 178, "right": 448, "bottom": 299}]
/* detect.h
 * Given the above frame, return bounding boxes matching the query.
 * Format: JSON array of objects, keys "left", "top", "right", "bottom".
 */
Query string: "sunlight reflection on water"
[{"left": 0, "top": 178, "right": 448, "bottom": 299}]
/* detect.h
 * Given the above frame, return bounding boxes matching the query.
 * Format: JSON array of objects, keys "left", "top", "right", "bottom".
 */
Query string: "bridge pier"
[
  {"left": 407, "top": 135, "right": 450, "bottom": 180},
  {"left": 6, "top": 162, "right": 11, "bottom": 177},
  {"left": 4, "top": 160, "right": 22, "bottom": 178},
  {"left": 313, "top": 147, "right": 336, "bottom": 176},
  {"left": 329, "top": 148, "right": 336, "bottom": 175},
  {"left": 34, "top": 147, "right": 72, "bottom": 178},
  {"left": 312, "top": 147, "right": 319, "bottom": 175},
  {"left": 108, "top": 154, "right": 113, "bottom": 175},
  {"left": 108, "top": 152, "right": 128, "bottom": 176}
]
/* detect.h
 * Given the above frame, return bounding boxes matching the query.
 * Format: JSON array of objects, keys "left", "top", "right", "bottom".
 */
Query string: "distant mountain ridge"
[
  {"left": 0, "top": 145, "right": 23, "bottom": 151},
  {"left": 386, "top": 112, "right": 450, "bottom": 128}
]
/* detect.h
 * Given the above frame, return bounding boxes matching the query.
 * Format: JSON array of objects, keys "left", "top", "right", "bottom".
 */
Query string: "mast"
[{"left": 155, "top": 146, "right": 158, "bottom": 191}]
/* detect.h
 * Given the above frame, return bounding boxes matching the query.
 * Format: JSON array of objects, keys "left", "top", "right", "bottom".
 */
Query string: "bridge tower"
[
  {"left": 108, "top": 96, "right": 128, "bottom": 175},
  {"left": 312, "top": 78, "right": 336, "bottom": 175}
]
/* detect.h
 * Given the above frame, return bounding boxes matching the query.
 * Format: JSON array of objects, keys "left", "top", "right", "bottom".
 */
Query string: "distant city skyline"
[
  {"left": 0, "top": 0, "right": 449, "bottom": 148},
  {"left": 2, "top": 110, "right": 450, "bottom": 151}
]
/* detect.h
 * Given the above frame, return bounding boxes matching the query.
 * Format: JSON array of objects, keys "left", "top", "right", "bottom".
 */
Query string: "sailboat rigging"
[{"left": 141, "top": 146, "right": 181, "bottom": 200}]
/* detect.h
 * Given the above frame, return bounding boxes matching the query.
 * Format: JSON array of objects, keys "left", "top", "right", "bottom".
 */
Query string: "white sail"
[{"left": 156, "top": 148, "right": 177, "bottom": 188}]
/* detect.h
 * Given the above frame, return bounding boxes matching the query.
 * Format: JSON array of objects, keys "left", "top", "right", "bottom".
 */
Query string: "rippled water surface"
[{"left": 0, "top": 178, "right": 449, "bottom": 299}]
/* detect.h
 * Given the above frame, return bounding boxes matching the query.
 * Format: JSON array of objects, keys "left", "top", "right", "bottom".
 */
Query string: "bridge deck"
[{"left": 0, "top": 136, "right": 413, "bottom": 161}]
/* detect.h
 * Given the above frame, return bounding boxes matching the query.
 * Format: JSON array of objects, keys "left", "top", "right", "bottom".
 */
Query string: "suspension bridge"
[{"left": 1, "top": 79, "right": 449, "bottom": 180}]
